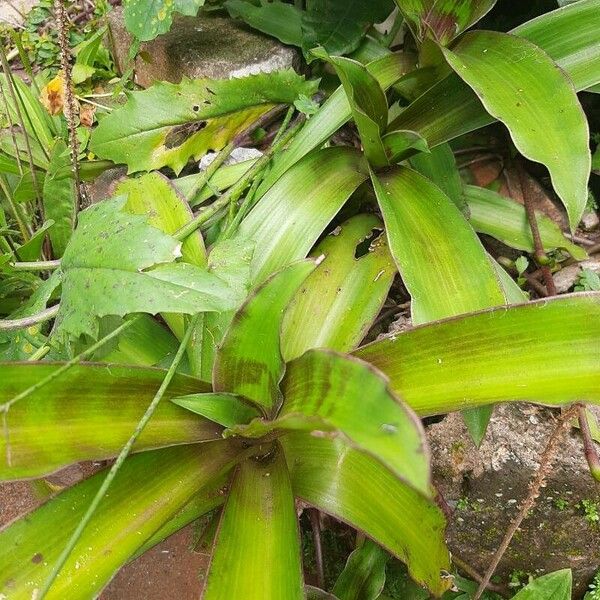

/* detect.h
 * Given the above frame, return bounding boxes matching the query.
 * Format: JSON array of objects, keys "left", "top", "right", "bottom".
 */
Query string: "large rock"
[
  {"left": 0, "top": 0, "right": 37, "bottom": 27},
  {"left": 429, "top": 404, "right": 600, "bottom": 597},
  {"left": 107, "top": 7, "right": 301, "bottom": 89}
]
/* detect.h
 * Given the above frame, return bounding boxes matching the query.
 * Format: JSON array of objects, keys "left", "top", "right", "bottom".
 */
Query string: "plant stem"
[
  {"left": 308, "top": 508, "right": 325, "bottom": 589},
  {"left": 516, "top": 162, "right": 557, "bottom": 296},
  {"left": 55, "top": 0, "right": 84, "bottom": 211},
  {"left": 472, "top": 404, "right": 580, "bottom": 600},
  {"left": 0, "top": 305, "right": 59, "bottom": 332},
  {"left": 0, "top": 173, "right": 32, "bottom": 241},
  {"left": 577, "top": 405, "right": 600, "bottom": 482},
  {"left": 9, "top": 259, "right": 61, "bottom": 271},
  {"left": 37, "top": 314, "right": 200, "bottom": 599},
  {"left": 174, "top": 118, "right": 305, "bottom": 242}
]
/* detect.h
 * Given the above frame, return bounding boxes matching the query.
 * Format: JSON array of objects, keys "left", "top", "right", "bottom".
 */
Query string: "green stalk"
[
  {"left": 0, "top": 173, "right": 32, "bottom": 241},
  {"left": 0, "top": 305, "right": 59, "bottom": 332},
  {"left": 9, "top": 259, "right": 61, "bottom": 271},
  {"left": 37, "top": 314, "right": 200, "bottom": 599},
  {"left": 174, "top": 118, "right": 305, "bottom": 242}
]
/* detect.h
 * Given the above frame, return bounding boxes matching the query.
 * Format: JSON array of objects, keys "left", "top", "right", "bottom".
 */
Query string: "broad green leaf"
[
  {"left": 123, "top": 0, "right": 205, "bottom": 41},
  {"left": 203, "top": 448, "right": 303, "bottom": 600},
  {"left": 302, "top": 0, "right": 395, "bottom": 56},
  {"left": 0, "top": 362, "right": 217, "bottom": 479},
  {"left": 72, "top": 27, "right": 107, "bottom": 84},
  {"left": 511, "top": 569, "right": 572, "bottom": 600},
  {"left": 232, "top": 349, "right": 431, "bottom": 497},
  {"left": 355, "top": 293, "right": 600, "bottom": 415},
  {"left": 225, "top": 0, "right": 303, "bottom": 47},
  {"left": 381, "top": 129, "right": 430, "bottom": 163},
  {"left": 283, "top": 433, "right": 451, "bottom": 596},
  {"left": 0, "top": 74, "right": 56, "bottom": 153},
  {"left": 15, "top": 220, "right": 54, "bottom": 262},
  {"left": 394, "top": 0, "right": 497, "bottom": 44},
  {"left": 117, "top": 172, "right": 206, "bottom": 267},
  {"left": 312, "top": 50, "right": 389, "bottom": 167},
  {"left": 409, "top": 142, "right": 466, "bottom": 212},
  {"left": 514, "top": 0, "right": 600, "bottom": 92},
  {"left": 42, "top": 140, "right": 76, "bottom": 257},
  {"left": 213, "top": 261, "right": 315, "bottom": 411},
  {"left": 0, "top": 442, "right": 240, "bottom": 599},
  {"left": 171, "top": 392, "right": 260, "bottom": 427},
  {"left": 388, "top": 1, "right": 600, "bottom": 161},
  {"left": 260, "top": 53, "right": 413, "bottom": 194},
  {"left": 371, "top": 166, "right": 506, "bottom": 323},
  {"left": 492, "top": 258, "right": 529, "bottom": 304},
  {"left": 54, "top": 197, "right": 236, "bottom": 340},
  {"left": 235, "top": 147, "right": 368, "bottom": 285},
  {"left": 441, "top": 31, "right": 590, "bottom": 229},
  {"left": 333, "top": 540, "right": 388, "bottom": 600},
  {"left": 461, "top": 405, "right": 494, "bottom": 447},
  {"left": 282, "top": 214, "right": 395, "bottom": 362},
  {"left": 100, "top": 314, "right": 181, "bottom": 367},
  {"left": 90, "top": 70, "right": 318, "bottom": 173},
  {"left": 465, "top": 185, "right": 587, "bottom": 260}
]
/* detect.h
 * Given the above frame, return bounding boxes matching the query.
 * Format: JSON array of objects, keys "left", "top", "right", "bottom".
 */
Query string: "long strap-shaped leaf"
[
  {"left": 202, "top": 446, "right": 303, "bottom": 600},
  {"left": 236, "top": 146, "right": 368, "bottom": 285},
  {"left": 388, "top": 0, "right": 600, "bottom": 153},
  {"left": 0, "top": 442, "right": 239, "bottom": 599},
  {"left": 371, "top": 166, "right": 506, "bottom": 323},
  {"left": 440, "top": 31, "right": 590, "bottom": 230},
  {"left": 213, "top": 260, "right": 315, "bottom": 411},
  {"left": 281, "top": 214, "right": 395, "bottom": 362},
  {"left": 230, "top": 349, "right": 431, "bottom": 498},
  {"left": 0, "top": 362, "right": 216, "bottom": 480},
  {"left": 282, "top": 432, "right": 451, "bottom": 596},
  {"left": 355, "top": 293, "right": 600, "bottom": 415}
]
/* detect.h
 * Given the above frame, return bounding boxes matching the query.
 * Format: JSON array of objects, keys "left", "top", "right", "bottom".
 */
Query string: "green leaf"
[
  {"left": 203, "top": 447, "right": 303, "bottom": 600},
  {"left": 394, "top": 0, "right": 497, "bottom": 44},
  {"left": 42, "top": 140, "right": 76, "bottom": 257},
  {"left": 0, "top": 442, "right": 240, "bottom": 599},
  {"left": 90, "top": 70, "right": 318, "bottom": 173},
  {"left": 15, "top": 220, "right": 54, "bottom": 262},
  {"left": 213, "top": 260, "right": 315, "bottom": 411},
  {"left": 312, "top": 50, "right": 389, "bottom": 167},
  {"left": 0, "top": 74, "right": 56, "bottom": 153},
  {"left": 123, "top": 0, "right": 205, "bottom": 41},
  {"left": 511, "top": 569, "right": 572, "bottom": 600},
  {"left": 54, "top": 197, "right": 236, "bottom": 340},
  {"left": 283, "top": 432, "right": 451, "bottom": 596},
  {"left": 371, "top": 166, "right": 506, "bottom": 323},
  {"left": 117, "top": 172, "right": 206, "bottom": 267},
  {"left": 302, "top": 0, "right": 395, "bottom": 56},
  {"left": 234, "top": 146, "right": 368, "bottom": 285},
  {"left": 333, "top": 540, "right": 389, "bottom": 600},
  {"left": 409, "top": 143, "right": 466, "bottom": 212},
  {"left": 440, "top": 31, "right": 590, "bottom": 230},
  {"left": 225, "top": 0, "right": 303, "bottom": 47},
  {"left": 461, "top": 405, "right": 494, "bottom": 447},
  {"left": 72, "top": 27, "right": 107, "bottom": 84},
  {"left": 0, "top": 362, "right": 218, "bottom": 480},
  {"left": 355, "top": 293, "right": 600, "bottom": 415},
  {"left": 465, "top": 185, "right": 587, "bottom": 260},
  {"left": 171, "top": 392, "right": 260, "bottom": 427},
  {"left": 282, "top": 214, "right": 395, "bottom": 362},
  {"left": 388, "top": 1, "right": 600, "bottom": 164},
  {"left": 233, "top": 349, "right": 431, "bottom": 497},
  {"left": 261, "top": 53, "right": 413, "bottom": 193},
  {"left": 382, "top": 129, "right": 430, "bottom": 163}
]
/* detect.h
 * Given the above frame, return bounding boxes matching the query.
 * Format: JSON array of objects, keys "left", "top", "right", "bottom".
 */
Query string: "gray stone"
[
  {"left": 553, "top": 257, "right": 600, "bottom": 293},
  {"left": 107, "top": 7, "right": 301, "bottom": 89},
  {"left": 428, "top": 404, "right": 600, "bottom": 597},
  {"left": 198, "top": 147, "right": 263, "bottom": 171},
  {"left": 582, "top": 210, "right": 600, "bottom": 232},
  {"left": 0, "top": 0, "right": 37, "bottom": 27}
]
